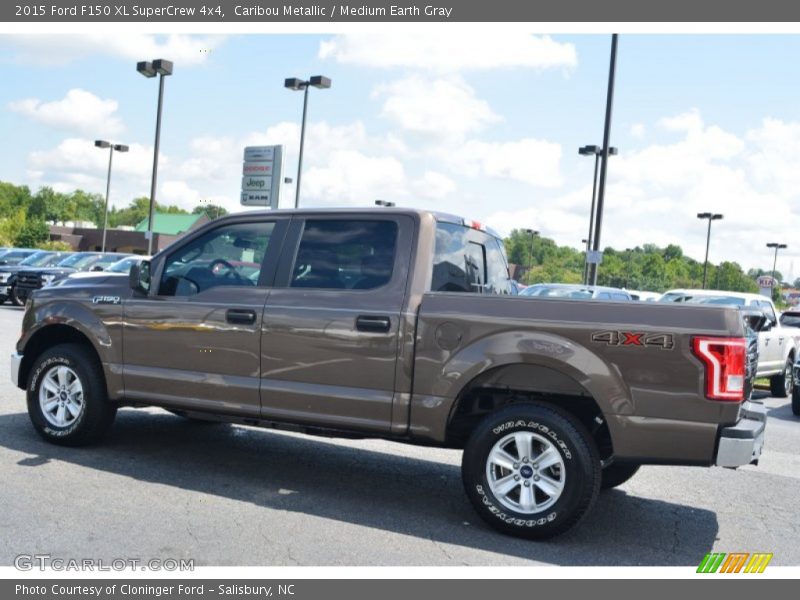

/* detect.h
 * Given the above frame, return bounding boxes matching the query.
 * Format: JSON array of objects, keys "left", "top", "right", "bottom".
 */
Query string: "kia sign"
[{"left": 241, "top": 145, "right": 282, "bottom": 208}]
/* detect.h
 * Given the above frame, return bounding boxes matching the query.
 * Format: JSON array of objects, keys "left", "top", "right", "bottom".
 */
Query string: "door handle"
[
  {"left": 226, "top": 309, "right": 257, "bottom": 325},
  {"left": 356, "top": 315, "right": 391, "bottom": 333}
]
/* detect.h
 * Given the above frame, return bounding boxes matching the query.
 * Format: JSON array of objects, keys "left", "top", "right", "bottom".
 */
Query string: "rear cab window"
[{"left": 431, "top": 221, "right": 510, "bottom": 295}]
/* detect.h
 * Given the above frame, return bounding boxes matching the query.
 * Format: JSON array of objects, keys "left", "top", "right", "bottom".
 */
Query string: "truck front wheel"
[
  {"left": 461, "top": 402, "right": 601, "bottom": 540},
  {"left": 770, "top": 357, "right": 793, "bottom": 398},
  {"left": 26, "top": 343, "right": 117, "bottom": 446}
]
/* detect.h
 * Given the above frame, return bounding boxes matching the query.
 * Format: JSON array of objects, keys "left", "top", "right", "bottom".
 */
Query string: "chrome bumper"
[
  {"left": 9, "top": 352, "right": 22, "bottom": 388},
  {"left": 715, "top": 401, "right": 766, "bottom": 468}
]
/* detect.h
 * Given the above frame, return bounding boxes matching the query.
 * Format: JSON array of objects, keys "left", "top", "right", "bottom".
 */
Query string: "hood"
[{"left": 18, "top": 267, "right": 78, "bottom": 276}]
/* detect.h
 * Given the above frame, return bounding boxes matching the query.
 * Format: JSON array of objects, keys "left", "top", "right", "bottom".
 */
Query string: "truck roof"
[{"left": 228, "top": 207, "right": 504, "bottom": 239}]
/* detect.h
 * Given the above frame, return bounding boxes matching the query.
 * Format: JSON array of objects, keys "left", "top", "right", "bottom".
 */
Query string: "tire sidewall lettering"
[{"left": 29, "top": 355, "right": 86, "bottom": 437}]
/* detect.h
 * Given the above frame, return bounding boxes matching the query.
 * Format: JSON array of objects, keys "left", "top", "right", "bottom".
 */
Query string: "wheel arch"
[
  {"left": 18, "top": 325, "right": 106, "bottom": 393},
  {"left": 443, "top": 362, "right": 614, "bottom": 460}
]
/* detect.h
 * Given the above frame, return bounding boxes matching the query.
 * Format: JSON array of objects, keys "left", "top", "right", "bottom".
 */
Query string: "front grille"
[{"left": 16, "top": 273, "right": 43, "bottom": 290}]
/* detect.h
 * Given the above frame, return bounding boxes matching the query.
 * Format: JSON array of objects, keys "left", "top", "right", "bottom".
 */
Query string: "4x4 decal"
[{"left": 591, "top": 330, "right": 674, "bottom": 350}]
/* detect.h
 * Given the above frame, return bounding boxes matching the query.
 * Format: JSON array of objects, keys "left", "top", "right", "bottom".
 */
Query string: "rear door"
[{"left": 259, "top": 215, "right": 414, "bottom": 433}]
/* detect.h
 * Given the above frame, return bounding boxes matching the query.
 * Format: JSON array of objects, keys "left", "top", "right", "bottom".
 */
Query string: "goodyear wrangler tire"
[
  {"left": 600, "top": 462, "right": 641, "bottom": 490},
  {"left": 27, "top": 343, "right": 117, "bottom": 446},
  {"left": 461, "top": 402, "right": 601, "bottom": 540}
]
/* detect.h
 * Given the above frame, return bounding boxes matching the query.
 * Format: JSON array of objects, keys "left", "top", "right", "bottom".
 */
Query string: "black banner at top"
[{"left": 4, "top": 0, "right": 800, "bottom": 22}]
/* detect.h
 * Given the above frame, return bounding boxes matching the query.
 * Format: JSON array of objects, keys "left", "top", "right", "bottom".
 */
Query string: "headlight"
[
  {"left": 41, "top": 274, "right": 57, "bottom": 285},
  {"left": 0, "top": 273, "right": 7, "bottom": 283}
]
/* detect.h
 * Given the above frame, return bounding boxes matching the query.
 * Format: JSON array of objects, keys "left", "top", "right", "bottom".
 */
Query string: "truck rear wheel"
[
  {"left": 26, "top": 343, "right": 117, "bottom": 446},
  {"left": 461, "top": 402, "right": 601, "bottom": 540},
  {"left": 600, "top": 462, "right": 640, "bottom": 490},
  {"left": 770, "top": 357, "right": 793, "bottom": 398}
]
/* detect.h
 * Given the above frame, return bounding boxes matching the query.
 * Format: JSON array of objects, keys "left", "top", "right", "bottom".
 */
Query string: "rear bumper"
[
  {"left": 10, "top": 352, "right": 22, "bottom": 388},
  {"left": 714, "top": 401, "right": 766, "bottom": 468}
]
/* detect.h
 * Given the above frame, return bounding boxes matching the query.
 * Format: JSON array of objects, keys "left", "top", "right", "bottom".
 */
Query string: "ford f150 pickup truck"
[{"left": 9, "top": 208, "right": 766, "bottom": 539}]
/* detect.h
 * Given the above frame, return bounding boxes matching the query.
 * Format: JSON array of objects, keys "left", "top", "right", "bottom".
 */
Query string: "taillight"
[{"left": 692, "top": 336, "right": 746, "bottom": 402}]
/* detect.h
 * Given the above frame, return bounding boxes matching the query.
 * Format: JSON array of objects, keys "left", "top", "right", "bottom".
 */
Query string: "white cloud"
[
  {"left": 445, "top": 138, "right": 563, "bottom": 187},
  {"left": 373, "top": 76, "right": 500, "bottom": 139},
  {"left": 630, "top": 123, "right": 646, "bottom": 138},
  {"left": 412, "top": 171, "right": 457, "bottom": 200},
  {"left": 9, "top": 89, "right": 124, "bottom": 136},
  {"left": 486, "top": 109, "right": 800, "bottom": 270},
  {"left": 4, "top": 34, "right": 224, "bottom": 66},
  {"left": 28, "top": 137, "right": 157, "bottom": 179},
  {"left": 319, "top": 33, "right": 577, "bottom": 72},
  {"left": 160, "top": 181, "right": 202, "bottom": 210},
  {"left": 303, "top": 151, "right": 407, "bottom": 205}
]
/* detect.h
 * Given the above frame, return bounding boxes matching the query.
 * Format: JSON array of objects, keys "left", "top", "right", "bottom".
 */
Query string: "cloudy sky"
[{"left": 1, "top": 33, "right": 800, "bottom": 275}]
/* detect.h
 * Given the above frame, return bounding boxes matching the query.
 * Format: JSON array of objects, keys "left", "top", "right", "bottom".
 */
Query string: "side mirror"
[
  {"left": 130, "top": 260, "right": 151, "bottom": 295},
  {"left": 91, "top": 265, "right": 104, "bottom": 272}
]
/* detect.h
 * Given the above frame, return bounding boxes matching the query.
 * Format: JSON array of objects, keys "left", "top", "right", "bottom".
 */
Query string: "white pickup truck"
[{"left": 661, "top": 289, "right": 800, "bottom": 397}]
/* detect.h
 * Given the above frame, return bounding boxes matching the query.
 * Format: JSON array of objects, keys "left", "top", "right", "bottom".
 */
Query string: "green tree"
[
  {"left": 14, "top": 218, "right": 49, "bottom": 247},
  {"left": 193, "top": 203, "right": 229, "bottom": 219}
]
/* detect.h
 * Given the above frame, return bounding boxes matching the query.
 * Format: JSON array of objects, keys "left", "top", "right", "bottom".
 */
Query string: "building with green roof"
[{"left": 134, "top": 212, "right": 209, "bottom": 236}]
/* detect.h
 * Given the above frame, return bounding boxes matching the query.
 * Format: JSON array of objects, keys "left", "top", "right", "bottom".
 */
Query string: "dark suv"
[
  {"left": 1, "top": 251, "right": 74, "bottom": 305},
  {"left": 13, "top": 252, "right": 130, "bottom": 303}
]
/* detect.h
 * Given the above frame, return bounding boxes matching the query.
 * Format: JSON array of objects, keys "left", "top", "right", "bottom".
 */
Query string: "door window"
[
  {"left": 159, "top": 222, "right": 275, "bottom": 296},
  {"left": 289, "top": 220, "right": 398, "bottom": 290},
  {"left": 431, "top": 223, "right": 490, "bottom": 293}
]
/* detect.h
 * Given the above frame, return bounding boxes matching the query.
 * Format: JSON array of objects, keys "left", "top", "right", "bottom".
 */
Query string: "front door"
[
  {"left": 259, "top": 215, "right": 414, "bottom": 433},
  {"left": 123, "top": 218, "right": 286, "bottom": 416}
]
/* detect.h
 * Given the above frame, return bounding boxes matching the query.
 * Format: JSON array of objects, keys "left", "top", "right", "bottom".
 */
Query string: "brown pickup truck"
[{"left": 10, "top": 208, "right": 766, "bottom": 539}]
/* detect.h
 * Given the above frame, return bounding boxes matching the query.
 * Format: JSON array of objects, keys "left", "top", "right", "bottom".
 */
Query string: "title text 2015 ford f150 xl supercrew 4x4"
[{"left": 9, "top": 209, "right": 766, "bottom": 539}]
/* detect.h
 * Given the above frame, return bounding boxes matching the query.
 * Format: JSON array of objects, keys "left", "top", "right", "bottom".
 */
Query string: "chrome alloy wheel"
[
  {"left": 38, "top": 365, "right": 84, "bottom": 428},
  {"left": 485, "top": 431, "right": 566, "bottom": 513},
  {"left": 785, "top": 365, "right": 793, "bottom": 396}
]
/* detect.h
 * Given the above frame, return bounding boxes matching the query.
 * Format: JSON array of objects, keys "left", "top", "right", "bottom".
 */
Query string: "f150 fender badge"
[
  {"left": 92, "top": 295, "right": 121, "bottom": 305},
  {"left": 591, "top": 330, "right": 674, "bottom": 350}
]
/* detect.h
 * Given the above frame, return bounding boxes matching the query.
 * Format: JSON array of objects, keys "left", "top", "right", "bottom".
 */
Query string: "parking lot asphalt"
[{"left": 0, "top": 305, "right": 798, "bottom": 567}]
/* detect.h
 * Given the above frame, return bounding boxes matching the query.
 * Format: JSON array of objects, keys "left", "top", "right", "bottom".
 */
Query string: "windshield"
[
  {"left": 781, "top": 313, "right": 800, "bottom": 327},
  {"left": 0, "top": 250, "right": 33, "bottom": 264},
  {"left": 18, "top": 251, "right": 53, "bottom": 267},
  {"left": 57, "top": 253, "right": 93, "bottom": 268},
  {"left": 524, "top": 286, "right": 593, "bottom": 299},
  {"left": 106, "top": 257, "right": 138, "bottom": 273},
  {"left": 691, "top": 296, "right": 746, "bottom": 307},
  {"left": 93, "top": 255, "right": 128, "bottom": 269},
  {"left": 71, "top": 254, "right": 104, "bottom": 269}
]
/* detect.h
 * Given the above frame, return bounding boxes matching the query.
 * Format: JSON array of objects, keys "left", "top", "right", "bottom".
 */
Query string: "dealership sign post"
[{"left": 241, "top": 145, "right": 283, "bottom": 208}]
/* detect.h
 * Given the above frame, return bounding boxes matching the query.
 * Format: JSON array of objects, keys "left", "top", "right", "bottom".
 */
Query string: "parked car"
[
  {"left": 779, "top": 309, "right": 800, "bottom": 328},
  {"left": 0, "top": 251, "right": 74, "bottom": 305},
  {"left": 628, "top": 290, "right": 661, "bottom": 302},
  {"left": 0, "top": 248, "right": 39, "bottom": 266},
  {"left": 12, "top": 252, "right": 132, "bottom": 303},
  {"left": 55, "top": 255, "right": 150, "bottom": 284},
  {"left": 10, "top": 208, "right": 764, "bottom": 540},
  {"left": 519, "top": 283, "right": 632, "bottom": 301},
  {"left": 670, "top": 291, "right": 800, "bottom": 397}
]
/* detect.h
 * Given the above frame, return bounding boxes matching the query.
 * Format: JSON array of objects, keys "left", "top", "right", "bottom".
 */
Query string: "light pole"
[
  {"left": 767, "top": 242, "right": 788, "bottom": 288},
  {"left": 137, "top": 58, "right": 173, "bottom": 255},
  {"left": 697, "top": 212, "right": 723, "bottom": 289},
  {"left": 94, "top": 140, "right": 129, "bottom": 252},
  {"left": 285, "top": 75, "right": 332, "bottom": 209},
  {"left": 579, "top": 144, "right": 617, "bottom": 284},
  {"left": 587, "top": 33, "right": 620, "bottom": 287},
  {"left": 524, "top": 228, "right": 539, "bottom": 277}
]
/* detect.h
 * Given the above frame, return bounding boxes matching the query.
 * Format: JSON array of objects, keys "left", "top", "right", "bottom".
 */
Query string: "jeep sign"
[{"left": 241, "top": 145, "right": 282, "bottom": 208}]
